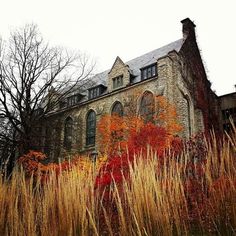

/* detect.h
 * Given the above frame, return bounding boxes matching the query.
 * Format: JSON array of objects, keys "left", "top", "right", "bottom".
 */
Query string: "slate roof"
[
  {"left": 62, "top": 38, "right": 184, "bottom": 106},
  {"left": 91, "top": 38, "right": 183, "bottom": 86}
]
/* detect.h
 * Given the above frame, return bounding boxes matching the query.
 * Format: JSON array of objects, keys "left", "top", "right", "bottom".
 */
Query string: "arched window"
[
  {"left": 86, "top": 110, "right": 96, "bottom": 146},
  {"left": 140, "top": 92, "right": 155, "bottom": 122},
  {"left": 64, "top": 117, "right": 73, "bottom": 150},
  {"left": 111, "top": 102, "right": 124, "bottom": 116}
]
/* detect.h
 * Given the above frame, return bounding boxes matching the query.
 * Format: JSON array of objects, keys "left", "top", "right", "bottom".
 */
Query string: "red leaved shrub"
[
  {"left": 128, "top": 122, "right": 168, "bottom": 156},
  {"left": 95, "top": 124, "right": 183, "bottom": 193}
]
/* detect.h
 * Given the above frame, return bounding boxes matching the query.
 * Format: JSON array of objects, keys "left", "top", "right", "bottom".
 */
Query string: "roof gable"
[
  {"left": 92, "top": 39, "right": 183, "bottom": 86},
  {"left": 108, "top": 56, "right": 127, "bottom": 74}
]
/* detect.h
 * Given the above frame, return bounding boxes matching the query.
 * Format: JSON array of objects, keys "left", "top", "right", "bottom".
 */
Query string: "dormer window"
[
  {"left": 88, "top": 85, "right": 106, "bottom": 100},
  {"left": 141, "top": 64, "right": 157, "bottom": 80},
  {"left": 89, "top": 87, "right": 100, "bottom": 99},
  {"left": 113, "top": 75, "right": 123, "bottom": 89},
  {"left": 67, "top": 94, "right": 82, "bottom": 107}
]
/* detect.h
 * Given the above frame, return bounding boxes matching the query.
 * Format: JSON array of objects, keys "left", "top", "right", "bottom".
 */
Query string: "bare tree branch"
[{"left": 0, "top": 24, "right": 95, "bottom": 157}]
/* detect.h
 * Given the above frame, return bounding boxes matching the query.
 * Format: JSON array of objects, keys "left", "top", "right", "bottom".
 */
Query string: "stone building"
[{"left": 40, "top": 18, "right": 222, "bottom": 159}]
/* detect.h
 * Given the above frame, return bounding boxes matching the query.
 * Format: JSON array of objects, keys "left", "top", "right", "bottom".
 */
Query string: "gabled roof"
[
  {"left": 60, "top": 39, "right": 184, "bottom": 106},
  {"left": 108, "top": 56, "right": 126, "bottom": 74},
  {"left": 91, "top": 38, "right": 183, "bottom": 86}
]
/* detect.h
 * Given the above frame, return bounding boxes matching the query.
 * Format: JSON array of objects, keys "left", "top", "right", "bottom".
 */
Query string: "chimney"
[{"left": 181, "top": 18, "right": 196, "bottom": 40}]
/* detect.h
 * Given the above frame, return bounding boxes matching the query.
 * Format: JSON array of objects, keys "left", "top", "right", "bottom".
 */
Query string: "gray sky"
[{"left": 1, "top": 0, "right": 235, "bottom": 96}]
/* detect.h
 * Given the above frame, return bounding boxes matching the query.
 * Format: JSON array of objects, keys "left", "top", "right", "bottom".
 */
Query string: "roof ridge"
[
  {"left": 125, "top": 38, "right": 183, "bottom": 65},
  {"left": 91, "top": 38, "right": 183, "bottom": 85},
  {"left": 95, "top": 38, "right": 183, "bottom": 76}
]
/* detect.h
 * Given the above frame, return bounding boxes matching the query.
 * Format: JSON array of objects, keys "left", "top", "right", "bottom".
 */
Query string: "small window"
[
  {"left": 89, "top": 87, "right": 99, "bottom": 99},
  {"left": 111, "top": 102, "right": 124, "bottom": 116},
  {"left": 141, "top": 64, "right": 157, "bottom": 80},
  {"left": 88, "top": 85, "right": 107, "bottom": 100},
  {"left": 67, "top": 94, "right": 81, "bottom": 107},
  {"left": 140, "top": 92, "right": 155, "bottom": 122},
  {"left": 113, "top": 75, "right": 123, "bottom": 89},
  {"left": 86, "top": 110, "right": 96, "bottom": 146},
  {"left": 64, "top": 117, "right": 73, "bottom": 150}
]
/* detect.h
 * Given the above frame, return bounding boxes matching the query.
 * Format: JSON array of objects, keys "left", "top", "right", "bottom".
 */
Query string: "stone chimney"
[{"left": 181, "top": 18, "right": 196, "bottom": 40}]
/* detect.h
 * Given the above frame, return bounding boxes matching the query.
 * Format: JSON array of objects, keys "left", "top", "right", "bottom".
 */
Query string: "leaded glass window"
[
  {"left": 111, "top": 102, "right": 124, "bottom": 116},
  {"left": 113, "top": 75, "right": 123, "bottom": 89},
  {"left": 86, "top": 110, "right": 96, "bottom": 146},
  {"left": 141, "top": 64, "right": 157, "bottom": 80},
  {"left": 140, "top": 92, "right": 155, "bottom": 122}
]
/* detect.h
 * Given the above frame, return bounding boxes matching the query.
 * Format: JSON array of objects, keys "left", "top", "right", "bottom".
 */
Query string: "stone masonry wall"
[
  {"left": 44, "top": 53, "right": 204, "bottom": 159},
  {"left": 107, "top": 57, "right": 130, "bottom": 92}
]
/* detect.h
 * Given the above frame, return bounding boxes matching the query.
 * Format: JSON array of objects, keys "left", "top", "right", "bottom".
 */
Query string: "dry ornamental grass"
[{"left": 0, "top": 123, "right": 235, "bottom": 235}]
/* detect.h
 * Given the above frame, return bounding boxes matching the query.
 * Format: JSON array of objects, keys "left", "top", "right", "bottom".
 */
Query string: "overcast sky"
[{"left": 1, "top": 0, "right": 235, "bottom": 96}]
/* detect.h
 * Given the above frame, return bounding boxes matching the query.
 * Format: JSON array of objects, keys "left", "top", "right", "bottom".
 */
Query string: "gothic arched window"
[
  {"left": 111, "top": 102, "right": 124, "bottom": 116},
  {"left": 86, "top": 110, "right": 96, "bottom": 146},
  {"left": 64, "top": 117, "right": 73, "bottom": 150},
  {"left": 140, "top": 91, "right": 155, "bottom": 122}
]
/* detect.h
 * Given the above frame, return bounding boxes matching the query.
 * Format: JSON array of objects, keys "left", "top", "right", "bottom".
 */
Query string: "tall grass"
[
  {"left": 0, "top": 167, "right": 100, "bottom": 236},
  {"left": 0, "top": 127, "right": 235, "bottom": 235}
]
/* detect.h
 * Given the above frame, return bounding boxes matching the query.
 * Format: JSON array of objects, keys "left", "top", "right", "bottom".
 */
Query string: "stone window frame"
[
  {"left": 141, "top": 63, "right": 157, "bottom": 81},
  {"left": 64, "top": 116, "right": 73, "bottom": 150},
  {"left": 86, "top": 110, "right": 96, "bottom": 146},
  {"left": 139, "top": 91, "right": 155, "bottom": 123},
  {"left": 113, "top": 75, "right": 123, "bottom": 89},
  {"left": 111, "top": 101, "right": 124, "bottom": 117}
]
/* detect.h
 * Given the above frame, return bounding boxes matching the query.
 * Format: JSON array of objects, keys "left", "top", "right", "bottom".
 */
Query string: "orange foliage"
[
  {"left": 155, "top": 96, "right": 183, "bottom": 137},
  {"left": 97, "top": 114, "right": 144, "bottom": 155},
  {"left": 18, "top": 150, "right": 107, "bottom": 179},
  {"left": 97, "top": 95, "right": 182, "bottom": 156},
  {"left": 18, "top": 150, "right": 48, "bottom": 175}
]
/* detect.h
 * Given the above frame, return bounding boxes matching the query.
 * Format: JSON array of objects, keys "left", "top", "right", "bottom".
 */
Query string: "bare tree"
[{"left": 0, "top": 24, "right": 95, "bottom": 158}]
